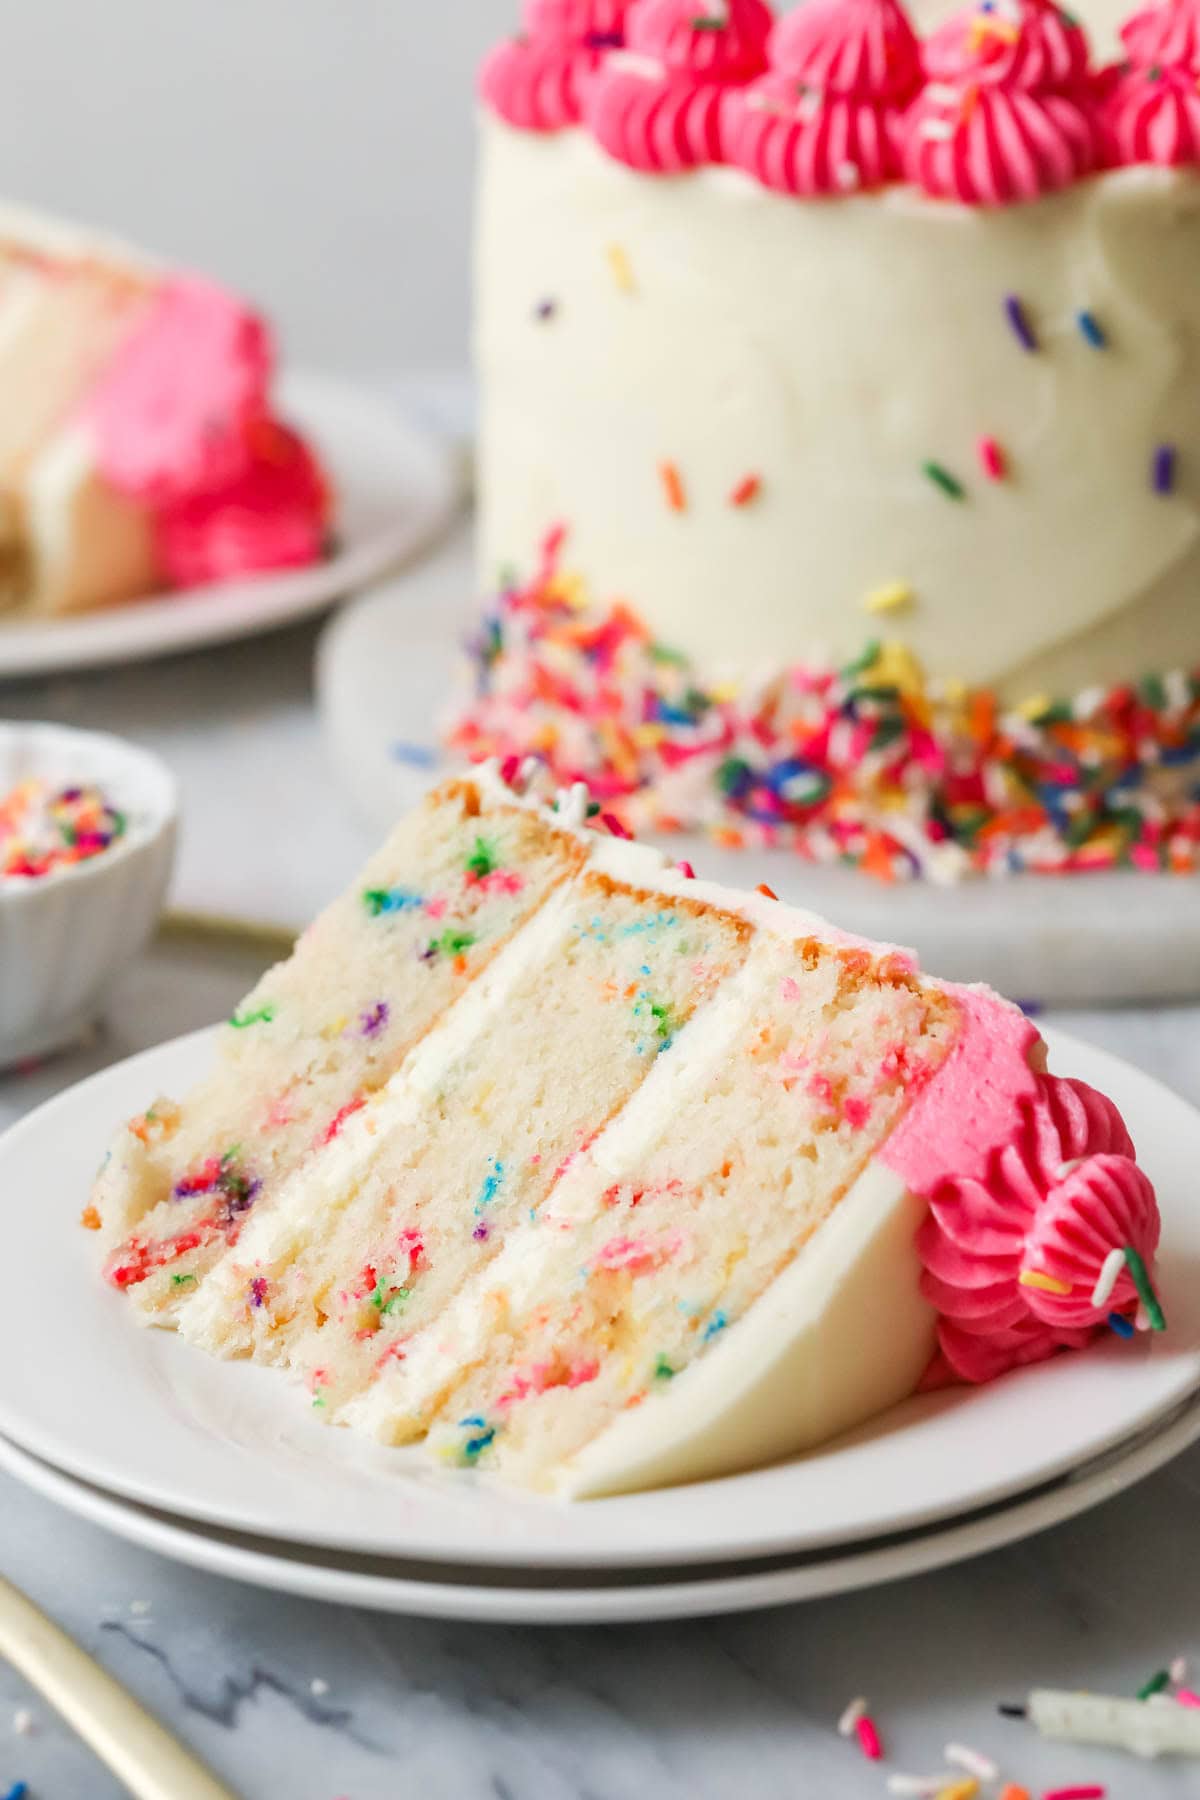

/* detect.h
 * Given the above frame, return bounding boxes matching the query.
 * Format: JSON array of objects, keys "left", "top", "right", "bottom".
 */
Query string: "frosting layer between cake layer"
[{"left": 477, "top": 120, "right": 1200, "bottom": 701}]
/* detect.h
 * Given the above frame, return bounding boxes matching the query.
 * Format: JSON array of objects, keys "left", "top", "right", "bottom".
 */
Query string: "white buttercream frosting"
[{"left": 476, "top": 122, "right": 1200, "bottom": 699}]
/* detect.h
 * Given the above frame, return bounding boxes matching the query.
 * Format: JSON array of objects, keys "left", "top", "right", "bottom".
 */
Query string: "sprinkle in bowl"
[{"left": 0, "top": 723, "right": 177, "bottom": 1068}]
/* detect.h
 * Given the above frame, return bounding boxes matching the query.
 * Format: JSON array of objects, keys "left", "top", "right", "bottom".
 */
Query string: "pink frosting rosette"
[
  {"left": 480, "top": 0, "right": 632, "bottom": 132},
  {"left": 584, "top": 0, "right": 773, "bottom": 173},
  {"left": 903, "top": 82, "right": 1099, "bottom": 202},
  {"left": 923, "top": 0, "right": 1093, "bottom": 92},
  {"left": 726, "top": 0, "right": 920, "bottom": 194},
  {"left": 1100, "top": 1, "right": 1200, "bottom": 168},
  {"left": 156, "top": 418, "right": 330, "bottom": 588},
  {"left": 1101, "top": 61, "right": 1200, "bottom": 165},
  {"left": 903, "top": 0, "right": 1101, "bottom": 202},
  {"left": 1119, "top": 0, "right": 1200, "bottom": 70},
  {"left": 917, "top": 1072, "right": 1159, "bottom": 1384}
]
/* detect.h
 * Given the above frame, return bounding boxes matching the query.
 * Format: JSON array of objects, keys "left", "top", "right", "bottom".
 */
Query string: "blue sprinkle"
[
  {"left": 364, "top": 886, "right": 424, "bottom": 916},
  {"left": 474, "top": 1159, "right": 505, "bottom": 1215},
  {"left": 1108, "top": 1310, "right": 1136, "bottom": 1340},
  {"left": 1076, "top": 309, "right": 1106, "bottom": 349},
  {"left": 389, "top": 740, "right": 439, "bottom": 768},
  {"left": 4, "top": 1785, "right": 28, "bottom": 1800},
  {"left": 458, "top": 1417, "right": 497, "bottom": 1460},
  {"left": 703, "top": 1310, "right": 729, "bottom": 1342}
]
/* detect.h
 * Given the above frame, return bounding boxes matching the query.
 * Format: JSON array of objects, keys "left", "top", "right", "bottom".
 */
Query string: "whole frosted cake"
[
  {"left": 0, "top": 204, "right": 330, "bottom": 615},
  {"left": 452, "top": 0, "right": 1200, "bottom": 881},
  {"left": 90, "top": 767, "right": 1165, "bottom": 1496}
]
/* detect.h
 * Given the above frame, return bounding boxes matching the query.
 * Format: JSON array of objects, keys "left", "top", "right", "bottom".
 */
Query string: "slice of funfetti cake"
[
  {"left": 91, "top": 770, "right": 1165, "bottom": 1497},
  {"left": 91, "top": 771, "right": 588, "bottom": 1319}
]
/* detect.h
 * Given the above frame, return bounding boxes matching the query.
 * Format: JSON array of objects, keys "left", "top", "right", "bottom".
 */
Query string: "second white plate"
[
  {"left": 0, "top": 1024, "right": 1197, "bottom": 1571},
  {"left": 0, "top": 373, "right": 461, "bottom": 679},
  {"left": 1, "top": 1393, "right": 1197, "bottom": 1624}
]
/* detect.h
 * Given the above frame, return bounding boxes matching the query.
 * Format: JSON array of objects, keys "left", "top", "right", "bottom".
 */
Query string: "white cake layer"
[{"left": 477, "top": 123, "right": 1200, "bottom": 699}]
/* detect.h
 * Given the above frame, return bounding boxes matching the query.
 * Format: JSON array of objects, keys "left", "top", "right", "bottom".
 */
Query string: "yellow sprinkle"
[
  {"left": 936, "top": 1781, "right": 981, "bottom": 1800},
  {"left": 322, "top": 1015, "right": 349, "bottom": 1040},
  {"left": 1015, "top": 692, "right": 1053, "bottom": 721},
  {"left": 1018, "top": 1268, "right": 1073, "bottom": 1296},
  {"left": 864, "top": 581, "right": 914, "bottom": 615},
  {"left": 633, "top": 724, "right": 668, "bottom": 748},
  {"left": 941, "top": 677, "right": 969, "bottom": 706},
  {"left": 607, "top": 244, "right": 635, "bottom": 294},
  {"left": 871, "top": 641, "right": 927, "bottom": 698},
  {"left": 546, "top": 570, "right": 589, "bottom": 612},
  {"left": 710, "top": 682, "right": 740, "bottom": 705}
]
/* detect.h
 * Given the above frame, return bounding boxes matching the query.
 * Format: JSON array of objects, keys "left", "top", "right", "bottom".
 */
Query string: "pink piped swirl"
[
  {"left": 726, "top": 0, "right": 917, "bottom": 195},
  {"left": 1119, "top": 0, "right": 1200, "bottom": 71},
  {"left": 631, "top": 0, "right": 774, "bottom": 81},
  {"left": 584, "top": 0, "right": 772, "bottom": 171},
  {"left": 770, "top": 0, "right": 922, "bottom": 102},
  {"left": 480, "top": 0, "right": 632, "bottom": 131},
  {"left": 1101, "top": 62, "right": 1200, "bottom": 166},
  {"left": 923, "top": 0, "right": 1093, "bottom": 93},
  {"left": 903, "top": 81, "right": 1100, "bottom": 203},
  {"left": 917, "top": 1074, "right": 1161, "bottom": 1385},
  {"left": 726, "top": 74, "right": 904, "bottom": 193}
]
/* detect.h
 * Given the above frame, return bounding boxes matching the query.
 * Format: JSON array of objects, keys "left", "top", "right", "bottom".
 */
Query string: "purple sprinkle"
[
  {"left": 535, "top": 298, "right": 558, "bottom": 322},
  {"left": 1004, "top": 293, "right": 1038, "bottom": 352},
  {"left": 250, "top": 1277, "right": 268, "bottom": 1308},
  {"left": 360, "top": 1001, "right": 390, "bottom": 1039},
  {"left": 473, "top": 1223, "right": 490, "bottom": 1242},
  {"left": 1153, "top": 443, "right": 1177, "bottom": 495},
  {"left": 583, "top": 28, "right": 623, "bottom": 48}
]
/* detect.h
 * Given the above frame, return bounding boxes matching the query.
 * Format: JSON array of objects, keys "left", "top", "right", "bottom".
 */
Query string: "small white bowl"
[{"left": 0, "top": 723, "right": 177, "bottom": 1067}]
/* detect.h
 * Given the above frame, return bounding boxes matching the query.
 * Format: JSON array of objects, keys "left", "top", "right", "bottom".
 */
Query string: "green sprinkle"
[
  {"left": 466, "top": 836, "right": 498, "bottom": 880},
  {"left": 1139, "top": 673, "right": 1169, "bottom": 712},
  {"left": 170, "top": 1273, "right": 197, "bottom": 1288},
  {"left": 649, "top": 1000, "right": 675, "bottom": 1045},
  {"left": 230, "top": 1003, "right": 276, "bottom": 1030},
  {"left": 1124, "top": 1244, "right": 1167, "bottom": 1332},
  {"left": 431, "top": 928, "right": 477, "bottom": 958},
  {"left": 842, "top": 639, "right": 883, "bottom": 680},
  {"left": 363, "top": 886, "right": 424, "bottom": 917},
  {"left": 1137, "top": 1668, "right": 1171, "bottom": 1701},
  {"left": 381, "top": 1287, "right": 410, "bottom": 1318},
  {"left": 312, "top": 1390, "right": 326, "bottom": 1409},
  {"left": 649, "top": 641, "right": 688, "bottom": 667},
  {"left": 654, "top": 1354, "right": 676, "bottom": 1381},
  {"left": 922, "top": 460, "right": 966, "bottom": 501}
]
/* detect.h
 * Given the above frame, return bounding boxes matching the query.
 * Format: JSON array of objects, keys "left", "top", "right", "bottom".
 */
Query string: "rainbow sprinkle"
[
  {"left": 922, "top": 460, "right": 966, "bottom": 500},
  {"left": 1004, "top": 293, "right": 1038, "bottom": 351},
  {"left": 0, "top": 778, "right": 127, "bottom": 880},
  {"left": 1077, "top": 309, "right": 1106, "bottom": 348},
  {"left": 660, "top": 460, "right": 688, "bottom": 513},
  {"left": 1153, "top": 443, "right": 1177, "bottom": 495},
  {"left": 978, "top": 436, "right": 1006, "bottom": 481},
  {"left": 1124, "top": 1243, "right": 1167, "bottom": 1331},
  {"left": 448, "top": 537, "right": 1200, "bottom": 882}
]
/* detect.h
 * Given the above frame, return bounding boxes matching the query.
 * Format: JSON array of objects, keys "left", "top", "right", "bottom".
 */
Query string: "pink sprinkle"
[
  {"left": 500, "top": 754, "right": 521, "bottom": 787},
  {"left": 855, "top": 1715, "right": 883, "bottom": 1761},
  {"left": 675, "top": 860, "right": 696, "bottom": 878},
  {"left": 780, "top": 976, "right": 802, "bottom": 1002},
  {"left": 978, "top": 435, "right": 1006, "bottom": 481},
  {"left": 1042, "top": 1788, "right": 1106, "bottom": 1800},
  {"left": 843, "top": 1095, "right": 871, "bottom": 1129},
  {"left": 601, "top": 812, "right": 632, "bottom": 839},
  {"left": 1177, "top": 1688, "right": 1200, "bottom": 1709}
]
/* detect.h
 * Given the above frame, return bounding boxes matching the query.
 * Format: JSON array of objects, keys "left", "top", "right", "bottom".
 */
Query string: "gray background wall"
[{"left": 0, "top": 0, "right": 1125, "bottom": 379}]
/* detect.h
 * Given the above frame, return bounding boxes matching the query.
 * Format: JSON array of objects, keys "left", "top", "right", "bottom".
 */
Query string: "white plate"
[
  {"left": 1, "top": 1394, "right": 1197, "bottom": 1624},
  {"left": 0, "top": 373, "right": 461, "bottom": 679},
  {"left": 0, "top": 1025, "right": 1197, "bottom": 1571},
  {"left": 316, "top": 533, "right": 1200, "bottom": 1005}
]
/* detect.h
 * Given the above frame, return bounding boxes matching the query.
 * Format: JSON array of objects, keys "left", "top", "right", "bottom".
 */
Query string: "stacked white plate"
[{"left": 0, "top": 1025, "right": 1197, "bottom": 1625}]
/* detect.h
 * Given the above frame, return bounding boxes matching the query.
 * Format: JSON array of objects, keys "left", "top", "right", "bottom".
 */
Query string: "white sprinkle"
[
  {"left": 1171, "top": 1657, "right": 1190, "bottom": 1685},
  {"left": 1136, "top": 1305, "right": 1152, "bottom": 1332},
  {"left": 129, "top": 1601, "right": 152, "bottom": 1616},
  {"left": 12, "top": 1709, "right": 34, "bottom": 1736},
  {"left": 310, "top": 1678, "right": 330, "bottom": 1696},
  {"left": 1091, "top": 1246, "right": 1126, "bottom": 1310},
  {"left": 838, "top": 1695, "right": 868, "bottom": 1737},
  {"left": 945, "top": 1742, "right": 999, "bottom": 1780},
  {"left": 1072, "top": 685, "right": 1107, "bottom": 721},
  {"left": 920, "top": 118, "right": 955, "bottom": 141},
  {"left": 886, "top": 1777, "right": 949, "bottom": 1797},
  {"left": 1163, "top": 670, "right": 1191, "bottom": 716},
  {"left": 835, "top": 161, "right": 861, "bottom": 191}
]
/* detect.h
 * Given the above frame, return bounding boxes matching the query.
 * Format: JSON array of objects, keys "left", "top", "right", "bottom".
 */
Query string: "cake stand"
[{"left": 315, "top": 531, "right": 1200, "bottom": 1008}]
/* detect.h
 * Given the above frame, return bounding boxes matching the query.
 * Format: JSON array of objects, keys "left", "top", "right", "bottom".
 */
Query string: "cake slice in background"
[
  {"left": 92, "top": 768, "right": 1166, "bottom": 1497},
  {"left": 0, "top": 203, "right": 331, "bottom": 616}
]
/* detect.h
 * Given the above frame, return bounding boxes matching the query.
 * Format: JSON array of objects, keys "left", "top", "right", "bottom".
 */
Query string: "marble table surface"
[{"left": 1, "top": 610, "right": 1199, "bottom": 1800}]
